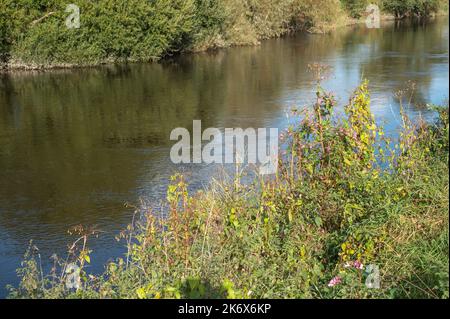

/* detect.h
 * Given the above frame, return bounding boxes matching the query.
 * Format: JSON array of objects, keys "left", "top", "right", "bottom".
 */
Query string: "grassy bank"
[
  {"left": 9, "top": 75, "right": 449, "bottom": 299},
  {"left": 1, "top": 0, "right": 448, "bottom": 69}
]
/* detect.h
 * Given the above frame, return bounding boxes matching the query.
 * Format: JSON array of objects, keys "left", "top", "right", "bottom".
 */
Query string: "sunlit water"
[{"left": 0, "top": 17, "right": 448, "bottom": 297}]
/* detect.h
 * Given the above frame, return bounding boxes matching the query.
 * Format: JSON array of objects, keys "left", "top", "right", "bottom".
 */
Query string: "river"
[{"left": 0, "top": 16, "right": 448, "bottom": 297}]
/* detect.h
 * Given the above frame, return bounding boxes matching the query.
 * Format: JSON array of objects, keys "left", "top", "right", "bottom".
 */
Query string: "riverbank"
[
  {"left": 1, "top": 0, "right": 448, "bottom": 71},
  {"left": 9, "top": 81, "right": 449, "bottom": 299}
]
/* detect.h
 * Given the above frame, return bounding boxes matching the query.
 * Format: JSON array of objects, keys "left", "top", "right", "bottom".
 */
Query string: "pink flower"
[
  {"left": 343, "top": 260, "right": 364, "bottom": 270},
  {"left": 328, "top": 276, "right": 342, "bottom": 287},
  {"left": 353, "top": 261, "right": 364, "bottom": 270}
]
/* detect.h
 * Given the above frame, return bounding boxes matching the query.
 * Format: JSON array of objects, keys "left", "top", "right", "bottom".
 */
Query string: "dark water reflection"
[{"left": 0, "top": 17, "right": 448, "bottom": 296}]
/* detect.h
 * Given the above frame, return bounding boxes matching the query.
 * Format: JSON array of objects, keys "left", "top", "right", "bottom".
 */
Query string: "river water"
[{"left": 0, "top": 17, "right": 448, "bottom": 297}]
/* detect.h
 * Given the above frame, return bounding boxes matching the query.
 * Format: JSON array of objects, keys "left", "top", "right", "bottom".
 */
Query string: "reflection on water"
[{"left": 0, "top": 16, "right": 448, "bottom": 296}]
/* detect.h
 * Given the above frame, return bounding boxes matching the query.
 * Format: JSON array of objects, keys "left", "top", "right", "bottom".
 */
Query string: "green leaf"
[{"left": 314, "top": 216, "right": 322, "bottom": 227}]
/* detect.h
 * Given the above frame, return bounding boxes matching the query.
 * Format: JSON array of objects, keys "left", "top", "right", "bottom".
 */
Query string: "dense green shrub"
[
  {"left": 0, "top": 8, "right": 10, "bottom": 63},
  {"left": 7, "top": 0, "right": 198, "bottom": 65},
  {"left": 0, "top": 0, "right": 30, "bottom": 64},
  {"left": 340, "top": 0, "right": 443, "bottom": 19},
  {"left": 244, "top": 0, "right": 294, "bottom": 38},
  {"left": 382, "top": 0, "right": 441, "bottom": 18},
  {"left": 189, "top": 0, "right": 227, "bottom": 50},
  {"left": 341, "top": 0, "right": 371, "bottom": 18},
  {"left": 292, "top": 0, "right": 346, "bottom": 33}
]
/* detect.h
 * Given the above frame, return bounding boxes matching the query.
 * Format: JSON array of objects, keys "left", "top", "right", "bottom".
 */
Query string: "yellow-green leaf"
[{"left": 136, "top": 287, "right": 146, "bottom": 299}]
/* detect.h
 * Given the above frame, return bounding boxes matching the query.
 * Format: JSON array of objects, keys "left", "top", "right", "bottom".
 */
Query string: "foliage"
[
  {"left": 341, "top": 0, "right": 371, "bottom": 18},
  {"left": 292, "top": 0, "right": 347, "bottom": 33},
  {"left": 340, "top": 0, "right": 444, "bottom": 19},
  {"left": 381, "top": 0, "right": 442, "bottom": 18},
  {"left": 0, "top": 0, "right": 349, "bottom": 67},
  {"left": 5, "top": 0, "right": 198, "bottom": 65},
  {"left": 1, "top": 0, "right": 446, "bottom": 67},
  {"left": 9, "top": 77, "right": 449, "bottom": 299}
]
